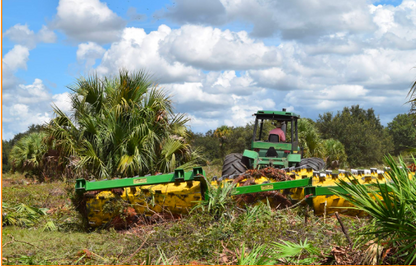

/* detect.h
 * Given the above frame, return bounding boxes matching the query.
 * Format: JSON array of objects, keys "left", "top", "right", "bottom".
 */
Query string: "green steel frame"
[
  {"left": 75, "top": 167, "right": 403, "bottom": 209},
  {"left": 75, "top": 167, "right": 207, "bottom": 193}
]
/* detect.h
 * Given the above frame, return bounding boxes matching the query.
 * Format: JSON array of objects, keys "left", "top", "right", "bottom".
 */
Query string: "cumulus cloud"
[
  {"left": 7, "top": 0, "right": 416, "bottom": 136},
  {"left": 4, "top": 24, "right": 56, "bottom": 49},
  {"left": 90, "top": 0, "right": 416, "bottom": 131},
  {"left": 2, "top": 45, "right": 30, "bottom": 91},
  {"left": 2, "top": 79, "right": 72, "bottom": 139},
  {"left": 3, "top": 23, "right": 58, "bottom": 93},
  {"left": 161, "top": 71, "right": 277, "bottom": 132},
  {"left": 160, "top": 25, "right": 282, "bottom": 70},
  {"left": 95, "top": 24, "right": 283, "bottom": 83},
  {"left": 3, "top": 45, "right": 29, "bottom": 73},
  {"left": 53, "top": 0, "right": 126, "bottom": 44},
  {"left": 96, "top": 25, "right": 201, "bottom": 83},
  {"left": 76, "top": 42, "right": 106, "bottom": 68},
  {"left": 158, "top": 0, "right": 375, "bottom": 39}
]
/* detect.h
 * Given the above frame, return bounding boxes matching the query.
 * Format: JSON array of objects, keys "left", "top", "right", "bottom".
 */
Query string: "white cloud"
[
  {"left": 162, "top": 70, "right": 277, "bottom": 132},
  {"left": 160, "top": 25, "right": 282, "bottom": 70},
  {"left": 3, "top": 23, "right": 57, "bottom": 93},
  {"left": 4, "top": 24, "right": 56, "bottom": 49},
  {"left": 6, "top": 0, "right": 416, "bottom": 137},
  {"left": 3, "top": 45, "right": 30, "bottom": 72},
  {"left": 9, "top": 104, "right": 29, "bottom": 118},
  {"left": 16, "top": 79, "right": 51, "bottom": 104},
  {"left": 52, "top": 92, "right": 72, "bottom": 113},
  {"left": 38, "top": 25, "right": 58, "bottom": 43},
  {"left": 76, "top": 42, "right": 106, "bottom": 68},
  {"left": 96, "top": 24, "right": 283, "bottom": 82},
  {"left": 2, "top": 45, "right": 30, "bottom": 91},
  {"left": 96, "top": 25, "right": 201, "bottom": 83},
  {"left": 2, "top": 79, "right": 72, "bottom": 139},
  {"left": 53, "top": 0, "right": 126, "bottom": 43}
]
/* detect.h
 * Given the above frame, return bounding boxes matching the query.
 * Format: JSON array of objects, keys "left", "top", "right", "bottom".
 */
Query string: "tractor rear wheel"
[
  {"left": 222, "top": 153, "right": 247, "bottom": 176},
  {"left": 298, "top": 157, "right": 325, "bottom": 171}
]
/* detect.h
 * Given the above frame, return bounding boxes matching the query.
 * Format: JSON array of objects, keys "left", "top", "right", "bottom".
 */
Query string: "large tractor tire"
[
  {"left": 222, "top": 153, "right": 247, "bottom": 176},
  {"left": 298, "top": 157, "right": 325, "bottom": 171}
]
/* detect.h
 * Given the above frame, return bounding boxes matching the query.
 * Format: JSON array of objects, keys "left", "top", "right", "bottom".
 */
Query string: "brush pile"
[{"left": 232, "top": 167, "right": 293, "bottom": 209}]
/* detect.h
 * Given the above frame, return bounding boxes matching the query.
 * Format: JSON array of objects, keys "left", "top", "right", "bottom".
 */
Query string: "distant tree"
[
  {"left": 323, "top": 138, "right": 347, "bottom": 168},
  {"left": 2, "top": 124, "right": 46, "bottom": 173},
  {"left": 9, "top": 132, "right": 48, "bottom": 177},
  {"left": 190, "top": 124, "right": 254, "bottom": 165},
  {"left": 316, "top": 105, "right": 393, "bottom": 167},
  {"left": 297, "top": 118, "right": 326, "bottom": 158},
  {"left": 214, "top": 125, "right": 231, "bottom": 160},
  {"left": 387, "top": 113, "right": 416, "bottom": 154},
  {"left": 226, "top": 124, "right": 254, "bottom": 154}
]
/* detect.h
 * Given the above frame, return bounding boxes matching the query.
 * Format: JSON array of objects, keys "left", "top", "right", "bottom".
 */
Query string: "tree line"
[
  {"left": 3, "top": 70, "right": 416, "bottom": 179},
  {"left": 190, "top": 106, "right": 416, "bottom": 168}
]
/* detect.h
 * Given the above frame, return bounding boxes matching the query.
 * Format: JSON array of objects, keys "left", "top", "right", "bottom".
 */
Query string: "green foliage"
[
  {"left": 214, "top": 125, "right": 232, "bottom": 160},
  {"left": 316, "top": 105, "right": 393, "bottom": 167},
  {"left": 323, "top": 138, "right": 348, "bottom": 167},
  {"left": 2, "top": 202, "right": 47, "bottom": 227},
  {"left": 2, "top": 177, "right": 364, "bottom": 265},
  {"left": 334, "top": 155, "right": 416, "bottom": 264},
  {"left": 190, "top": 124, "right": 254, "bottom": 164},
  {"left": 193, "top": 180, "right": 235, "bottom": 219},
  {"left": 8, "top": 132, "right": 48, "bottom": 177},
  {"left": 388, "top": 113, "right": 416, "bottom": 154},
  {"left": 242, "top": 201, "right": 272, "bottom": 225},
  {"left": 408, "top": 79, "right": 416, "bottom": 112},
  {"left": 297, "top": 118, "right": 326, "bottom": 158},
  {"left": 272, "top": 238, "right": 320, "bottom": 264},
  {"left": 2, "top": 124, "right": 46, "bottom": 173},
  {"left": 237, "top": 243, "right": 274, "bottom": 265},
  {"left": 48, "top": 70, "right": 199, "bottom": 179},
  {"left": 2, "top": 140, "right": 13, "bottom": 173}
]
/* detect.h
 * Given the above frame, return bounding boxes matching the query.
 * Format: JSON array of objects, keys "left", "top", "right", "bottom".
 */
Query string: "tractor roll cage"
[{"left": 252, "top": 111, "right": 299, "bottom": 149}]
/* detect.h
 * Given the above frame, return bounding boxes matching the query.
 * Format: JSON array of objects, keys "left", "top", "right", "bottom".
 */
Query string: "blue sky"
[{"left": 2, "top": 0, "right": 416, "bottom": 140}]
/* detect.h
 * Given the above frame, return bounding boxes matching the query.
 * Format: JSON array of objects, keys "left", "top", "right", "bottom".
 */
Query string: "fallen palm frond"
[
  {"left": 2, "top": 202, "right": 47, "bottom": 228},
  {"left": 272, "top": 238, "right": 320, "bottom": 264},
  {"left": 237, "top": 243, "right": 274, "bottom": 265}
]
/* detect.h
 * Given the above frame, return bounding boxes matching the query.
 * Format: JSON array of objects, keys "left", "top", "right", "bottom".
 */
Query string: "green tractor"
[{"left": 222, "top": 109, "right": 325, "bottom": 176}]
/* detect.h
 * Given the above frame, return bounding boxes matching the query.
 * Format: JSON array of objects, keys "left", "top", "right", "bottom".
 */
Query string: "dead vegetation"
[{"left": 1, "top": 168, "right": 411, "bottom": 265}]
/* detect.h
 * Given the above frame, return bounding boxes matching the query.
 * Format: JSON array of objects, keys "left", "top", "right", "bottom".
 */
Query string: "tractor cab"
[{"left": 241, "top": 109, "right": 302, "bottom": 169}]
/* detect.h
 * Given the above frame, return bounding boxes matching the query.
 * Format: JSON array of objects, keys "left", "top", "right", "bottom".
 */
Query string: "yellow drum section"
[{"left": 86, "top": 180, "right": 203, "bottom": 227}]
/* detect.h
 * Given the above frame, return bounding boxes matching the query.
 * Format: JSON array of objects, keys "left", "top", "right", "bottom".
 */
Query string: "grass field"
[{"left": 1, "top": 171, "right": 376, "bottom": 265}]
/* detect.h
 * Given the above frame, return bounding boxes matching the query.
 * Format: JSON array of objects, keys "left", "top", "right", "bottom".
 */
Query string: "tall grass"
[
  {"left": 334, "top": 155, "right": 416, "bottom": 264},
  {"left": 193, "top": 180, "right": 235, "bottom": 219}
]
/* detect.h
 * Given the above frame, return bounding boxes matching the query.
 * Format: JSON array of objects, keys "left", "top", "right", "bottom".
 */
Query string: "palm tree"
[
  {"left": 214, "top": 125, "right": 231, "bottom": 160},
  {"left": 9, "top": 132, "right": 47, "bottom": 177},
  {"left": 323, "top": 138, "right": 347, "bottom": 168},
  {"left": 297, "top": 119, "right": 326, "bottom": 158},
  {"left": 407, "top": 80, "right": 416, "bottom": 112},
  {"left": 48, "top": 70, "right": 199, "bottom": 179}
]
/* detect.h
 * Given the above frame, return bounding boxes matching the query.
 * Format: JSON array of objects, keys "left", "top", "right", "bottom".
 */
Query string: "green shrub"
[{"left": 334, "top": 155, "right": 416, "bottom": 264}]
